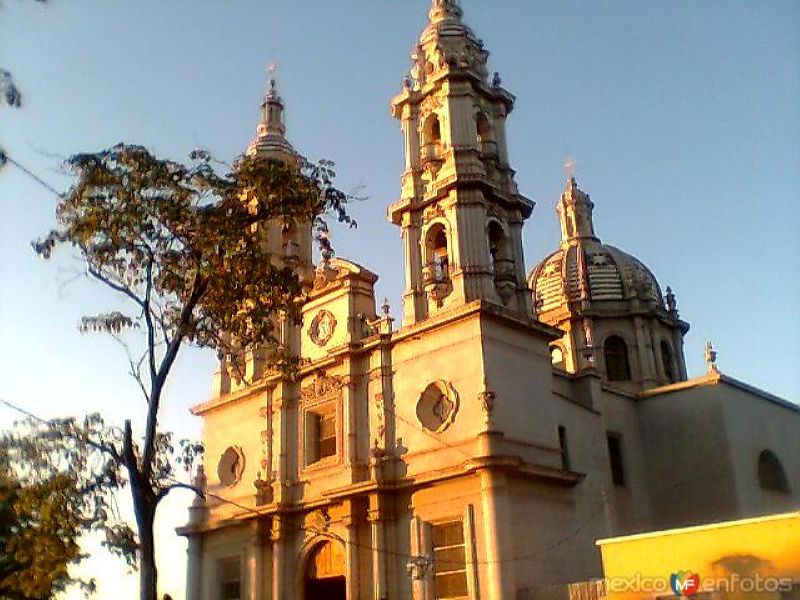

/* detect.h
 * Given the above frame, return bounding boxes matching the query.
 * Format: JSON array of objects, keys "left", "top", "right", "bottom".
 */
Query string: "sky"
[{"left": 1, "top": 0, "right": 798, "bottom": 597}]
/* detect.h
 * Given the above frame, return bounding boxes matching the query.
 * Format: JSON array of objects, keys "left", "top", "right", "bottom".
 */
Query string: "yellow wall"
[{"left": 598, "top": 512, "right": 800, "bottom": 600}]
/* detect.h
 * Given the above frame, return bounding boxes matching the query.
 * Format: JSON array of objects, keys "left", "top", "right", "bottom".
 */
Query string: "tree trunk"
[
  {"left": 136, "top": 502, "right": 158, "bottom": 600},
  {"left": 124, "top": 420, "right": 159, "bottom": 600}
]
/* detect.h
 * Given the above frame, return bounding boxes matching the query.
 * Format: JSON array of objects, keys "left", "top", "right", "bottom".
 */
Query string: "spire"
[
  {"left": 557, "top": 176, "right": 598, "bottom": 245},
  {"left": 246, "top": 70, "right": 296, "bottom": 161}
]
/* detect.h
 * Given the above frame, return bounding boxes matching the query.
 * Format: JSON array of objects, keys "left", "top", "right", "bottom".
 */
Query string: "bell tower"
[
  {"left": 388, "top": 0, "right": 534, "bottom": 326},
  {"left": 246, "top": 75, "right": 313, "bottom": 274}
]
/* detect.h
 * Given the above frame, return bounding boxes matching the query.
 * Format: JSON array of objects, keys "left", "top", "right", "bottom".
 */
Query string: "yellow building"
[
  {"left": 598, "top": 512, "right": 800, "bottom": 600},
  {"left": 179, "top": 2, "right": 800, "bottom": 599}
]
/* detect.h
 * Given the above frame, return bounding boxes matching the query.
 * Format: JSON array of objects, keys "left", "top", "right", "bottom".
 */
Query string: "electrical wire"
[
  {"left": 1, "top": 394, "right": 613, "bottom": 569},
  {"left": 0, "top": 152, "right": 63, "bottom": 196}
]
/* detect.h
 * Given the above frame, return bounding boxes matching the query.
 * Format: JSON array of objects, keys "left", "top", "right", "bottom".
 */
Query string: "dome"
[
  {"left": 529, "top": 241, "right": 664, "bottom": 316},
  {"left": 528, "top": 177, "right": 669, "bottom": 318},
  {"left": 527, "top": 177, "right": 689, "bottom": 388}
]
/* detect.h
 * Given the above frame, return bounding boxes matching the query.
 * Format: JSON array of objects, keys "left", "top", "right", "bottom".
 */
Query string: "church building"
[{"left": 180, "top": 2, "right": 800, "bottom": 599}]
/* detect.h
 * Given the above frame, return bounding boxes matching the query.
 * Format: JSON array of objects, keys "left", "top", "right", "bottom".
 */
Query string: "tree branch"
[
  {"left": 86, "top": 265, "right": 145, "bottom": 310},
  {"left": 155, "top": 482, "right": 204, "bottom": 506},
  {"left": 141, "top": 257, "right": 158, "bottom": 386},
  {"left": 141, "top": 273, "right": 208, "bottom": 480}
]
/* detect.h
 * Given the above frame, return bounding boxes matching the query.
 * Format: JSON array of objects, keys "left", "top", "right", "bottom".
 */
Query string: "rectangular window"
[
  {"left": 305, "top": 408, "right": 337, "bottom": 465},
  {"left": 318, "top": 411, "right": 337, "bottom": 460},
  {"left": 607, "top": 433, "right": 626, "bottom": 486},
  {"left": 218, "top": 557, "right": 241, "bottom": 600},
  {"left": 432, "top": 520, "right": 468, "bottom": 599},
  {"left": 558, "top": 425, "right": 570, "bottom": 471}
]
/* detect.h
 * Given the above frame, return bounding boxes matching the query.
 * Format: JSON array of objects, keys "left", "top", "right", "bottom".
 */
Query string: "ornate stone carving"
[
  {"left": 374, "top": 392, "right": 386, "bottom": 444},
  {"left": 310, "top": 508, "right": 331, "bottom": 533},
  {"left": 308, "top": 310, "right": 337, "bottom": 346},
  {"left": 478, "top": 383, "right": 496, "bottom": 429},
  {"left": 423, "top": 203, "right": 446, "bottom": 222},
  {"left": 191, "top": 464, "right": 207, "bottom": 507},
  {"left": 301, "top": 371, "right": 344, "bottom": 402},
  {"left": 416, "top": 381, "right": 459, "bottom": 432}
]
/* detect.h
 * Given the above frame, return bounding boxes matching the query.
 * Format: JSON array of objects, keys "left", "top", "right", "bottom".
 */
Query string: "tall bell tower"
[{"left": 388, "top": 0, "right": 534, "bottom": 325}]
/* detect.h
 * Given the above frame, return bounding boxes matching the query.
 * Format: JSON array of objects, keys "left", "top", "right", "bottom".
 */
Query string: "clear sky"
[{"left": 1, "top": 0, "right": 798, "bottom": 597}]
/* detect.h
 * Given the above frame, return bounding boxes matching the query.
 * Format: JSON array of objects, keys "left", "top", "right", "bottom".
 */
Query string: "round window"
[
  {"left": 416, "top": 381, "right": 459, "bottom": 432},
  {"left": 217, "top": 446, "right": 245, "bottom": 487}
]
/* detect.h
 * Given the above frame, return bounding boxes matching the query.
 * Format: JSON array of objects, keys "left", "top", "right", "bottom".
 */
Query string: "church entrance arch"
[{"left": 303, "top": 539, "right": 346, "bottom": 600}]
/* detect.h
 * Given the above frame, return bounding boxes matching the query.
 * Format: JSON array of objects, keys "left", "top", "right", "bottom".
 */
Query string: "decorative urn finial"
[{"left": 704, "top": 341, "right": 719, "bottom": 373}]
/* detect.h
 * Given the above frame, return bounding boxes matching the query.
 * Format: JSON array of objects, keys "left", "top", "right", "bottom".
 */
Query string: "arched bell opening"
[
  {"left": 487, "top": 219, "right": 515, "bottom": 304},
  {"left": 421, "top": 112, "right": 443, "bottom": 162},
  {"left": 423, "top": 224, "right": 451, "bottom": 286}
]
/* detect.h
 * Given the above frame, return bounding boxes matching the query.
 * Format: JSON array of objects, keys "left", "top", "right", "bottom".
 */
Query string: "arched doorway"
[{"left": 304, "top": 540, "right": 346, "bottom": 600}]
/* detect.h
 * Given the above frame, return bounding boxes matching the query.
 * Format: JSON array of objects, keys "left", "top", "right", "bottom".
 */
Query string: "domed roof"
[
  {"left": 529, "top": 242, "right": 664, "bottom": 315},
  {"left": 528, "top": 178, "right": 668, "bottom": 318}
]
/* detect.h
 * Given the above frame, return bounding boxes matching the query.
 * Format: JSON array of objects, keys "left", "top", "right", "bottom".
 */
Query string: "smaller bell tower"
[
  {"left": 246, "top": 75, "right": 313, "bottom": 274},
  {"left": 388, "top": 0, "right": 534, "bottom": 326}
]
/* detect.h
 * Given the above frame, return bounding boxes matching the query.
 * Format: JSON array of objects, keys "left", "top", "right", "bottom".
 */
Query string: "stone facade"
[{"left": 180, "top": 2, "right": 800, "bottom": 599}]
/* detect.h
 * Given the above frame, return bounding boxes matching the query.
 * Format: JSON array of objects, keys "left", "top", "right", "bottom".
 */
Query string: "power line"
[
  {"left": 0, "top": 151, "right": 62, "bottom": 197},
  {"left": 1, "top": 394, "right": 612, "bottom": 569}
]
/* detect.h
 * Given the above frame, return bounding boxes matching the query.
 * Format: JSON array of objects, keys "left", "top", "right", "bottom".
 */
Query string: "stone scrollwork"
[{"left": 300, "top": 371, "right": 344, "bottom": 403}]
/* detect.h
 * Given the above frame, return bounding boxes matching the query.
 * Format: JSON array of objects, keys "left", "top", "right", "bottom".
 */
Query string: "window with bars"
[
  {"left": 218, "top": 557, "right": 241, "bottom": 600},
  {"left": 432, "top": 520, "right": 468, "bottom": 599},
  {"left": 305, "top": 407, "right": 337, "bottom": 465}
]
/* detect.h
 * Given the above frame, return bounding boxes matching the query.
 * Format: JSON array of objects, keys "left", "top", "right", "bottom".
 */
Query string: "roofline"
[{"left": 639, "top": 370, "right": 799, "bottom": 412}]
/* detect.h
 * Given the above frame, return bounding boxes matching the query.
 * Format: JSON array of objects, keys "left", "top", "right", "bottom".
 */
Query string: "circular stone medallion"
[{"left": 309, "top": 310, "right": 337, "bottom": 346}]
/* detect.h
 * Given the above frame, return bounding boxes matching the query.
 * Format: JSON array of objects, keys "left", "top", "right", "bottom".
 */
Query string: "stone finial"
[
  {"left": 254, "top": 471, "right": 272, "bottom": 506},
  {"left": 557, "top": 173, "right": 597, "bottom": 244},
  {"left": 704, "top": 341, "right": 719, "bottom": 373},
  {"left": 191, "top": 464, "right": 207, "bottom": 508},
  {"left": 429, "top": 0, "right": 462, "bottom": 24},
  {"left": 665, "top": 286, "right": 678, "bottom": 313},
  {"left": 377, "top": 298, "right": 395, "bottom": 334}
]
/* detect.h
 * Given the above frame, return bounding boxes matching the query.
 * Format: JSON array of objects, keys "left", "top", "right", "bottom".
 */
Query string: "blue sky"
[{"left": 1, "top": 0, "right": 798, "bottom": 597}]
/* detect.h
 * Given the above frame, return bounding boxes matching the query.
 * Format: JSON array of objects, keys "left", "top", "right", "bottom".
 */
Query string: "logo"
[{"left": 670, "top": 571, "right": 700, "bottom": 596}]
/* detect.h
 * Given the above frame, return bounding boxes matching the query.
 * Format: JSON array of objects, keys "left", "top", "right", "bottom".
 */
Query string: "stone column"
[
  {"left": 185, "top": 534, "right": 203, "bottom": 600},
  {"left": 409, "top": 515, "right": 431, "bottom": 600},
  {"left": 634, "top": 317, "right": 657, "bottom": 385},
  {"left": 480, "top": 468, "right": 515, "bottom": 599},
  {"left": 368, "top": 497, "right": 387, "bottom": 600},
  {"left": 402, "top": 212, "right": 424, "bottom": 325},
  {"left": 271, "top": 517, "right": 287, "bottom": 600},
  {"left": 249, "top": 520, "right": 269, "bottom": 600}
]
